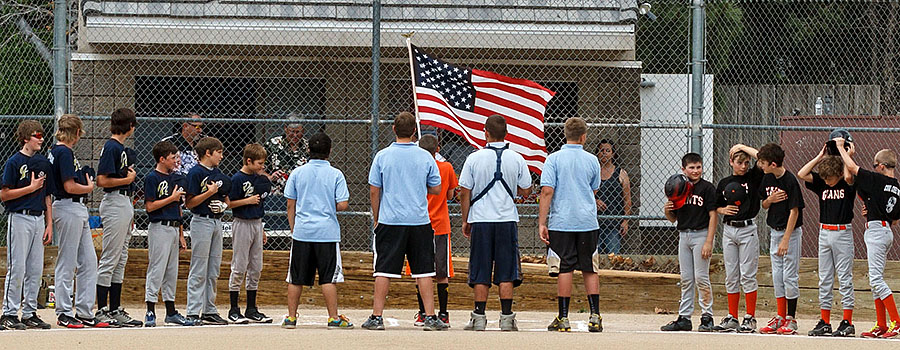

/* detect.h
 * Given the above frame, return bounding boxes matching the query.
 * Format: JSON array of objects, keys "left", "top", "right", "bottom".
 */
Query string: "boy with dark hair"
[
  {"left": 185, "top": 136, "right": 231, "bottom": 325},
  {"left": 755, "top": 143, "right": 805, "bottom": 335},
  {"left": 834, "top": 138, "right": 900, "bottom": 338},
  {"left": 538, "top": 117, "right": 603, "bottom": 333},
  {"left": 798, "top": 149, "right": 856, "bottom": 337},
  {"left": 363, "top": 112, "right": 447, "bottom": 331},
  {"left": 282, "top": 132, "right": 354, "bottom": 329},
  {"left": 1, "top": 120, "right": 53, "bottom": 330},
  {"left": 459, "top": 114, "right": 532, "bottom": 332},
  {"left": 143, "top": 141, "right": 195, "bottom": 327},
  {"left": 714, "top": 144, "right": 763, "bottom": 333},
  {"left": 95, "top": 107, "right": 142, "bottom": 327},
  {"left": 660, "top": 153, "right": 717, "bottom": 332},
  {"left": 227, "top": 143, "right": 273, "bottom": 324}
]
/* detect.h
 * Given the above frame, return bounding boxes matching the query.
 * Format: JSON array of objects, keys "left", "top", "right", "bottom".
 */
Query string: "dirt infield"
[{"left": 5, "top": 307, "right": 900, "bottom": 349}]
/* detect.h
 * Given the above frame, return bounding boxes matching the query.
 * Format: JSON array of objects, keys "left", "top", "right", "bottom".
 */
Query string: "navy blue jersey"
[
  {"left": 229, "top": 171, "right": 269, "bottom": 219},
  {"left": 97, "top": 138, "right": 136, "bottom": 192},
  {"left": 144, "top": 170, "right": 185, "bottom": 222},
  {"left": 48, "top": 144, "right": 82, "bottom": 200},
  {"left": 186, "top": 165, "right": 230, "bottom": 216},
  {"left": 1, "top": 152, "right": 50, "bottom": 212}
]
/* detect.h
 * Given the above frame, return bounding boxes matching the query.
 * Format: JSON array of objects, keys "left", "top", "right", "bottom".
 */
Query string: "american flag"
[{"left": 409, "top": 45, "right": 555, "bottom": 174}]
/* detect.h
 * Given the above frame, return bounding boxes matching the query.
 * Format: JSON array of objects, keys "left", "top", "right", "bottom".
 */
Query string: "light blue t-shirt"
[
  {"left": 368, "top": 142, "right": 441, "bottom": 225},
  {"left": 540, "top": 144, "right": 601, "bottom": 231},
  {"left": 284, "top": 160, "right": 350, "bottom": 242}
]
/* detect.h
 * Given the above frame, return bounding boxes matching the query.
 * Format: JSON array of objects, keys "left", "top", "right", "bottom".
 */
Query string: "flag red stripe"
[
  {"left": 421, "top": 120, "right": 546, "bottom": 163},
  {"left": 473, "top": 69, "right": 557, "bottom": 96},
  {"left": 472, "top": 81, "right": 552, "bottom": 110}
]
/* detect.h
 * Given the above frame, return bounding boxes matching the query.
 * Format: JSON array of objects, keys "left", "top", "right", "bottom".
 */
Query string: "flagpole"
[{"left": 403, "top": 32, "right": 422, "bottom": 141}]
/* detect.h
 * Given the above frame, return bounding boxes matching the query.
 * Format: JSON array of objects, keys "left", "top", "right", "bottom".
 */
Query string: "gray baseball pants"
[
  {"left": 229, "top": 218, "right": 264, "bottom": 292},
  {"left": 145, "top": 223, "right": 180, "bottom": 303},
  {"left": 770, "top": 227, "right": 802, "bottom": 299},
  {"left": 817, "top": 225, "right": 855, "bottom": 310},
  {"left": 678, "top": 229, "right": 713, "bottom": 316},
  {"left": 187, "top": 216, "right": 223, "bottom": 316},
  {"left": 723, "top": 223, "right": 759, "bottom": 294},
  {"left": 52, "top": 199, "right": 98, "bottom": 318},
  {"left": 97, "top": 192, "right": 134, "bottom": 286},
  {"left": 864, "top": 221, "right": 893, "bottom": 300},
  {"left": 2, "top": 213, "right": 45, "bottom": 318}
]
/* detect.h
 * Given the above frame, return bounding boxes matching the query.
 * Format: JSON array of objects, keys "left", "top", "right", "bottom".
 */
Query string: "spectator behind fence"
[
  {"left": 161, "top": 113, "right": 205, "bottom": 175},
  {"left": 265, "top": 114, "right": 309, "bottom": 195},
  {"left": 595, "top": 139, "right": 632, "bottom": 254}
]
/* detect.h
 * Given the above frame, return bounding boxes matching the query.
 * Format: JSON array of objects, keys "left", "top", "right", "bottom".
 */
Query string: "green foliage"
[{"left": 0, "top": 2, "right": 54, "bottom": 116}]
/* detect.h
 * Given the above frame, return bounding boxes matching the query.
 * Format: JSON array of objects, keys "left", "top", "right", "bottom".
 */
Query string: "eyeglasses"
[
  {"left": 875, "top": 163, "right": 882, "bottom": 169},
  {"left": 188, "top": 123, "right": 203, "bottom": 130},
  {"left": 31, "top": 132, "right": 43, "bottom": 139}
]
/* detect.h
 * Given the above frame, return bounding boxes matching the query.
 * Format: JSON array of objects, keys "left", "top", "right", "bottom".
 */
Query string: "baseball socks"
[
  {"left": 786, "top": 298, "right": 797, "bottom": 318},
  {"left": 247, "top": 290, "right": 258, "bottom": 311},
  {"left": 231, "top": 291, "right": 240, "bottom": 310},
  {"left": 557, "top": 297, "right": 570, "bottom": 318},
  {"left": 875, "top": 298, "right": 887, "bottom": 329},
  {"left": 777, "top": 297, "right": 787, "bottom": 318},
  {"left": 437, "top": 283, "right": 449, "bottom": 315},
  {"left": 883, "top": 295, "right": 900, "bottom": 324},
  {"left": 474, "top": 301, "right": 487, "bottom": 315},
  {"left": 500, "top": 299, "right": 513, "bottom": 315},
  {"left": 588, "top": 294, "right": 600, "bottom": 315},
  {"left": 843, "top": 309, "right": 853, "bottom": 323},
  {"left": 109, "top": 283, "right": 123, "bottom": 311},
  {"left": 415, "top": 285, "right": 426, "bottom": 315},
  {"left": 165, "top": 301, "right": 176, "bottom": 317},
  {"left": 97, "top": 285, "right": 110, "bottom": 310},
  {"left": 745, "top": 291, "right": 757, "bottom": 317},
  {"left": 821, "top": 309, "right": 831, "bottom": 323},
  {"left": 727, "top": 293, "right": 740, "bottom": 317}
]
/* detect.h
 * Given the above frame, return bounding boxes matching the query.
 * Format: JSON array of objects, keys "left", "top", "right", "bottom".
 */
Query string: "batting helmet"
[
  {"left": 664, "top": 174, "right": 693, "bottom": 210},
  {"left": 723, "top": 182, "right": 747, "bottom": 207},
  {"left": 826, "top": 128, "right": 853, "bottom": 156},
  {"left": 75, "top": 166, "right": 95, "bottom": 186}
]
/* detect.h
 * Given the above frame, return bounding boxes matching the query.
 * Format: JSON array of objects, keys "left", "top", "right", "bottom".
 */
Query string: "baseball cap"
[
  {"left": 664, "top": 174, "right": 693, "bottom": 210},
  {"left": 286, "top": 113, "right": 303, "bottom": 129},
  {"left": 254, "top": 176, "right": 273, "bottom": 199},
  {"left": 723, "top": 182, "right": 747, "bottom": 206}
]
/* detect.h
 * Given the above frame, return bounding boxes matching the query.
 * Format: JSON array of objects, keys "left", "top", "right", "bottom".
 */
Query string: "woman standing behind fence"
[{"left": 595, "top": 140, "right": 632, "bottom": 254}]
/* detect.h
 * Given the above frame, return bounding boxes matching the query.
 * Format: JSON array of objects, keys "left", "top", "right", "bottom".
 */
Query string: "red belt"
[
  {"left": 866, "top": 221, "right": 888, "bottom": 229},
  {"left": 821, "top": 224, "right": 848, "bottom": 231}
]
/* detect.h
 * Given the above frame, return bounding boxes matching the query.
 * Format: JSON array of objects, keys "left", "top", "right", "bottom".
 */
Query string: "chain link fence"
[{"left": 3, "top": 0, "right": 900, "bottom": 272}]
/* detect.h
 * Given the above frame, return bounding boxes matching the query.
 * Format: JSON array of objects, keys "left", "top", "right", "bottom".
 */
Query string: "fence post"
[
  {"left": 52, "top": 0, "right": 68, "bottom": 122},
  {"left": 689, "top": 0, "right": 705, "bottom": 156},
  {"left": 369, "top": 0, "right": 382, "bottom": 249}
]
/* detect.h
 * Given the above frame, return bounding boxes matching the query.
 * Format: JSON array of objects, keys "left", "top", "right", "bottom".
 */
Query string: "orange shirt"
[{"left": 429, "top": 160, "right": 458, "bottom": 235}]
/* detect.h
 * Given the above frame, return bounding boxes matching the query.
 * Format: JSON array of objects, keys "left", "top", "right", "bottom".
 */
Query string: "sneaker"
[
  {"left": 422, "top": 315, "right": 449, "bottom": 331},
  {"left": 327, "top": 314, "right": 354, "bottom": 329},
  {"left": 361, "top": 315, "right": 385, "bottom": 330},
  {"left": 697, "top": 314, "right": 713, "bottom": 332},
  {"left": 807, "top": 319, "right": 831, "bottom": 336},
  {"left": 75, "top": 316, "right": 110, "bottom": 328},
  {"left": 712, "top": 315, "right": 739, "bottom": 332},
  {"left": 831, "top": 320, "right": 855, "bottom": 337},
  {"left": 245, "top": 309, "right": 273, "bottom": 323},
  {"left": 737, "top": 314, "right": 757, "bottom": 333},
  {"left": 547, "top": 316, "right": 571, "bottom": 332},
  {"left": 438, "top": 312, "right": 450, "bottom": 326},
  {"left": 57, "top": 314, "right": 84, "bottom": 329},
  {"left": 660, "top": 315, "right": 692, "bottom": 332},
  {"left": 861, "top": 324, "right": 888, "bottom": 338},
  {"left": 776, "top": 316, "right": 798, "bottom": 335},
  {"left": 94, "top": 307, "right": 122, "bottom": 328},
  {"left": 166, "top": 313, "right": 196, "bottom": 326},
  {"left": 22, "top": 315, "right": 51, "bottom": 329},
  {"left": 882, "top": 320, "right": 900, "bottom": 338},
  {"left": 759, "top": 316, "right": 784, "bottom": 334},
  {"left": 413, "top": 312, "right": 426, "bottom": 327},
  {"left": 282, "top": 316, "right": 297, "bottom": 329},
  {"left": 110, "top": 308, "right": 143, "bottom": 327},
  {"left": 0, "top": 315, "right": 27, "bottom": 330},
  {"left": 228, "top": 308, "right": 250, "bottom": 325},
  {"left": 499, "top": 313, "right": 518, "bottom": 332},
  {"left": 463, "top": 312, "right": 487, "bottom": 331},
  {"left": 589, "top": 313, "right": 603, "bottom": 333},
  {"left": 144, "top": 311, "right": 157, "bottom": 328},
  {"left": 201, "top": 313, "right": 228, "bottom": 325}
]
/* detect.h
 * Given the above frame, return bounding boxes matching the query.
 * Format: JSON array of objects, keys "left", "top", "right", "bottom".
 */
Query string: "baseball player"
[
  {"left": 660, "top": 153, "right": 717, "bottom": 332},
  {"left": 282, "top": 132, "right": 354, "bottom": 329},
  {"left": 143, "top": 141, "right": 195, "bottom": 327},
  {"left": 798, "top": 146, "right": 856, "bottom": 337},
  {"left": 459, "top": 114, "right": 532, "bottom": 332},
  {"left": 755, "top": 143, "right": 805, "bottom": 335},
  {"left": 184, "top": 136, "right": 231, "bottom": 326},
  {"left": 538, "top": 117, "right": 603, "bottom": 333},
  {"left": 409, "top": 134, "right": 458, "bottom": 327},
  {"left": 834, "top": 138, "right": 900, "bottom": 338},
  {"left": 95, "top": 108, "right": 141, "bottom": 327},
  {"left": 49, "top": 114, "right": 109, "bottom": 329},
  {"left": 362, "top": 112, "right": 447, "bottom": 331},
  {"left": 227, "top": 143, "right": 273, "bottom": 324},
  {"left": 0, "top": 120, "right": 53, "bottom": 330},
  {"left": 713, "top": 144, "right": 762, "bottom": 333}
]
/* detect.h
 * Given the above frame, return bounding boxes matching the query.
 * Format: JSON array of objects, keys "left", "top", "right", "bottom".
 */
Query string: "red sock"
[
  {"left": 884, "top": 295, "right": 900, "bottom": 324},
  {"left": 745, "top": 291, "right": 757, "bottom": 317},
  {"left": 876, "top": 298, "right": 887, "bottom": 328},
  {"left": 842, "top": 309, "right": 852, "bottom": 324},
  {"left": 728, "top": 293, "right": 740, "bottom": 317},
  {"left": 776, "top": 297, "right": 786, "bottom": 318},
  {"left": 821, "top": 309, "right": 830, "bottom": 323}
]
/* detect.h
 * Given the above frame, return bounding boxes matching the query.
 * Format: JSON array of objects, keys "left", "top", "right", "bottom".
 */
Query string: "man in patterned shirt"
[
  {"left": 264, "top": 114, "right": 308, "bottom": 195},
  {"left": 160, "top": 113, "right": 205, "bottom": 175}
]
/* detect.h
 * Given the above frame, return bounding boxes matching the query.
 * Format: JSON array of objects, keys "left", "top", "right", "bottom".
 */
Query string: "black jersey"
[
  {"left": 674, "top": 179, "right": 717, "bottom": 231},
  {"left": 804, "top": 172, "right": 856, "bottom": 225},
  {"left": 855, "top": 168, "right": 900, "bottom": 222},
  {"left": 716, "top": 166, "right": 764, "bottom": 221},
  {"left": 759, "top": 170, "right": 804, "bottom": 230}
]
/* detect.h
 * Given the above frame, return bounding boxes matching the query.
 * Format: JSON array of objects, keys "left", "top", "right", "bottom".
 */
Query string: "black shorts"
[
  {"left": 468, "top": 222, "right": 523, "bottom": 287},
  {"left": 547, "top": 230, "right": 600, "bottom": 277},
  {"left": 373, "top": 224, "right": 436, "bottom": 278},
  {"left": 287, "top": 240, "right": 344, "bottom": 286},
  {"left": 405, "top": 233, "right": 454, "bottom": 279}
]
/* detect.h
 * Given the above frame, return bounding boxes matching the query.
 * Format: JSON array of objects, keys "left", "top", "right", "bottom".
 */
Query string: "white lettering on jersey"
[
  {"left": 884, "top": 184, "right": 900, "bottom": 197},
  {"left": 685, "top": 194, "right": 704, "bottom": 207},
  {"left": 822, "top": 189, "right": 845, "bottom": 201},
  {"left": 765, "top": 186, "right": 781, "bottom": 196}
]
